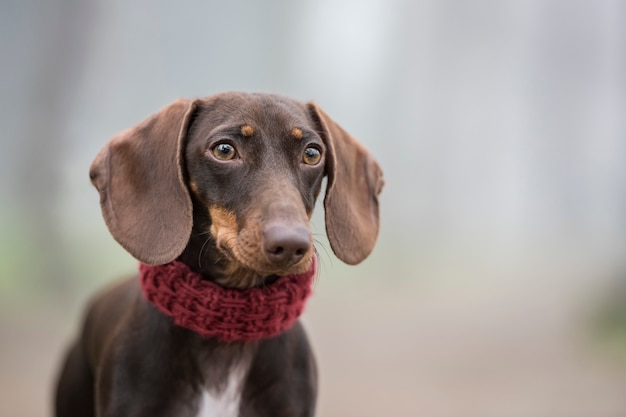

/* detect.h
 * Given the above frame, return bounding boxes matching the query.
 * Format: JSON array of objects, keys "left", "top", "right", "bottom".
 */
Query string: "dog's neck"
[{"left": 139, "top": 257, "right": 316, "bottom": 342}]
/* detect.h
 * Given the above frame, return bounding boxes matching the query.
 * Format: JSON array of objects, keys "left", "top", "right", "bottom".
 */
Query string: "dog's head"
[{"left": 90, "top": 92, "right": 383, "bottom": 288}]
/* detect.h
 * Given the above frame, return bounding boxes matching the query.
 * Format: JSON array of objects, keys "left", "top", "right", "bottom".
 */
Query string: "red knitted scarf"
[{"left": 139, "top": 257, "right": 316, "bottom": 342}]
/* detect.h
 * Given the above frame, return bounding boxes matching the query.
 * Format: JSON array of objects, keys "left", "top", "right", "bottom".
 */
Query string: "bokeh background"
[{"left": 2, "top": 1, "right": 626, "bottom": 416}]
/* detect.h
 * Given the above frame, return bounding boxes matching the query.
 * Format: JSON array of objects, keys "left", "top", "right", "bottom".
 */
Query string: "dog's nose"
[{"left": 263, "top": 224, "right": 310, "bottom": 266}]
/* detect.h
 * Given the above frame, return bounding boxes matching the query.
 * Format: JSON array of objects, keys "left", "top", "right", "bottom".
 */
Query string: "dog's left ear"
[
  {"left": 90, "top": 99, "right": 198, "bottom": 265},
  {"left": 307, "top": 103, "right": 384, "bottom": 265}
]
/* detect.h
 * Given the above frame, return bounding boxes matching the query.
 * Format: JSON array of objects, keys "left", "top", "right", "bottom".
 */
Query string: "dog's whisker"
[
  {"left": 311, "top": 247, "right": 322, "bottom": 289},
  {"left": 313, "top": 239, "right": 332, "bottom": 262},
  {"left": 312, "top": 240, "right": 333, "bottom": 286},
  {"left": 190, "top": 229, "right": 213, "bottom": 238},
  {"left": 198, "top": 237, "right": 212, "bottom": 269}
]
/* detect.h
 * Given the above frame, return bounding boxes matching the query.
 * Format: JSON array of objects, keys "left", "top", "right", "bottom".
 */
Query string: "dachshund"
[{"left": 55, "top": 92, "right": 383, "bottom": 417}]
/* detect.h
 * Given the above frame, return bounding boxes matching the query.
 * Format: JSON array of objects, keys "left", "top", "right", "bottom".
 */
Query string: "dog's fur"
[{"left": 54, "top": 92, "right": 383, "bottom": 417}]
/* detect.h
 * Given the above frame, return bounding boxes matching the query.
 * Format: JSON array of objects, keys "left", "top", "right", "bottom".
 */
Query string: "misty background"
[{"left": 1, "top": 1, "right": 625, "bottom": 416}]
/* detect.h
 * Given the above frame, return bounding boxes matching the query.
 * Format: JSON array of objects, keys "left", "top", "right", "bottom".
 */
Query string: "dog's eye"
[
  {"left": 302, "top": 147, "right": 321, "bottom": 165},
  {"left": 211, "top": 143, "right": 237, "bottom": 161}
]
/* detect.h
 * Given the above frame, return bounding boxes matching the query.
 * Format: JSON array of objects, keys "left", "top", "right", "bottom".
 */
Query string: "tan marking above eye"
[
  {"left": 291, "top": 127, "right": 303, "bottom": 140},
  {"left": 241, "top": 124, "right": 255, "bottom": 137}
]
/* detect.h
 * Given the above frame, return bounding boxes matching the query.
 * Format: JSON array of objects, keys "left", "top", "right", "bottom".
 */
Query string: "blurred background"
[{"left": 1, "top": 0, "right": 625, "bottom": 416}]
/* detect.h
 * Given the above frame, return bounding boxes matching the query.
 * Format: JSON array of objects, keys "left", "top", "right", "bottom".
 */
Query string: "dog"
[{"left": 54, "top": 92, "right": 383, "bottom": 417}]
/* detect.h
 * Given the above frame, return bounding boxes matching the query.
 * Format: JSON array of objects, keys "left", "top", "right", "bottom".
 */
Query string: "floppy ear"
[
  {"left": 89, "top": 99, "right": 198, "bottom": 265},
  {"left": 307, "top": 103, "right": 384, "bottom": 265}
]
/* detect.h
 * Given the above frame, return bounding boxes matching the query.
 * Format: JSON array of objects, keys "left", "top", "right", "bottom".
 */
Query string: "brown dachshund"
[{"left": 54, "top": 92, "right": 383, "bottom": 417}]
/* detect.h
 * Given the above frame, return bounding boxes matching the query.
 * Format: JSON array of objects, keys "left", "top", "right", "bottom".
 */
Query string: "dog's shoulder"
[{"left": 80, "top": 276, "right": 141, "bottom": 363}]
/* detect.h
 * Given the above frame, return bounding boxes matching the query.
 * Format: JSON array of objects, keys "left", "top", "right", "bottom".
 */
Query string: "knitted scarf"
[{"left": 139, "top": 256, "right": 316, "bottom": 342}]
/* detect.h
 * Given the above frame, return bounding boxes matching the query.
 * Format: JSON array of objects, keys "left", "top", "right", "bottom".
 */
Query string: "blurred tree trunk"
[{"left": 14, "top": 0, "right": 96, "bottom": 293}]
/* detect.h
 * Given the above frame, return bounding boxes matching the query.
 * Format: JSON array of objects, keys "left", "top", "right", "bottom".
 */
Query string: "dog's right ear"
[{"left": 90, "top": 99, "right": 198, "bottom": 265}]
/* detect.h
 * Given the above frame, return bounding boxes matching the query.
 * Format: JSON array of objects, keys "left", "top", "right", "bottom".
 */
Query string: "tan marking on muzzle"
[
  {"left": 207, "top": 204, "right": 313, "bottom": 289},
  {"left": 207, "top": 205, "right": 263, "bottom": 288},
  {"left": 208, "top": 206, "right": 238, "bottom": 240}
]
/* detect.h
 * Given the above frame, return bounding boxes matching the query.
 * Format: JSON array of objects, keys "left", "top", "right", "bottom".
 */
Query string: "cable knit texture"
[{"left": 140, "top": 256, "right": 316, "bottom": 342}]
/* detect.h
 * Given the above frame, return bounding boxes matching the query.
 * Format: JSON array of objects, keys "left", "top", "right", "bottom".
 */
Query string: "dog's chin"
[
  {"left": 213, "top": 253, "right": 313, "bottom": 290},
  {"left": 212, "top": 240, "right": 313, "bottom": 289}
]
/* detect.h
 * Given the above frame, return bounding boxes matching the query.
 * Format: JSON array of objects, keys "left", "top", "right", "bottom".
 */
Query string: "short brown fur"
[{"left": 55, "top": 92, "right": 383, "bottom": 417}]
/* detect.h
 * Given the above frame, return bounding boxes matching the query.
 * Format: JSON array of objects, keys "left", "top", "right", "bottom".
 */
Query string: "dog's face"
[
  {"left": 90, "top": 92, "right": 383, "bottom": 289},
  {"left": 183, "top": 94, "right": 326, "bottom": 287}
]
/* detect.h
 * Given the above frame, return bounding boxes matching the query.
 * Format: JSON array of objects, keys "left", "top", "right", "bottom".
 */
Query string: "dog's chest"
[{"left": 195, "top": 360, "right": 248, "bottom": 417}]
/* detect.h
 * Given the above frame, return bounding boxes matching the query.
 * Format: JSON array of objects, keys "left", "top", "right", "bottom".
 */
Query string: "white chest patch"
[{"left": 195, "top": 363, "right": 247, "bottom": 417}]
